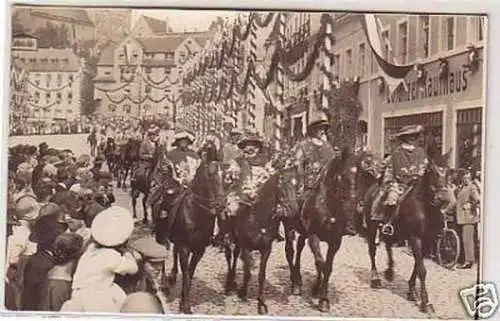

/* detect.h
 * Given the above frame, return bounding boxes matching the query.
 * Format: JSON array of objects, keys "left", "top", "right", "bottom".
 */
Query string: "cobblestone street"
[{"left": 113, "top": 185, "right": 476, "bottom": 319}]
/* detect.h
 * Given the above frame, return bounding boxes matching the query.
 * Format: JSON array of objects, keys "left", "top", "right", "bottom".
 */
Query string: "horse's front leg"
[
  {"left": 367, "top": 220, "right": 382, "bottom": 288},
  {"left": 131, "top": 190, "right": 139, "bottom": 219},
  {"left": 237, "top": 248, "right": 252, "bottom": 301},
  {"left": 292, "top": 233, "right": 307, "bottom": 295},
  {"left": 408, "top": 236, "right": 434, "bottom": 314},
  {"left": 178, "top": 246, "right": 193, "bottom": 314},
  {"left": 224, "top": 244, "right": 239, "bottom": 294},
  {"left": 308, "top": 234, "right": 324, "bottom": 298},
  {"left": 283, "top": 222, "right": 296, "bottom": 291},
  {"left": 384, "top": 240, "right": 395, "bottom": 282},
  {"left": 318, "top": 238, "right": 342, "bottom": 313},
  {"left": 166, "top": 244, "right": 179, "bottom": 287},
  {"left": 142, "top": 193, "right": 149, "bottom": 224},
  {"left": 257, "top": 244, "right": 272, "bottom": 315}
]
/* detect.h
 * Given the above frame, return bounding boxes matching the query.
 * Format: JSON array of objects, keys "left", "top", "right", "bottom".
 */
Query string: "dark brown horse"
[
  {"left": 282, "top": 148, "right": 358, "bottom": 312},
  {"left": 222, "top": 166, "right": 299, "bottom": 315},
  {"left": 117, "top": 138, "right": 140, "bottom": 190},
  {"left": 154, "top": 143, "right": 224, "bottom": 314},
  {"left": 358, "top": 142, "right": 450, "bottom": 314},
  {"left": 130, "top": 143, "right": 163, "bottom": 224}
]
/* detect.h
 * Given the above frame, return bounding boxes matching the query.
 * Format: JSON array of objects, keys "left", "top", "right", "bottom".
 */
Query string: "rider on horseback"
[
  {"left": 150, "top": 127, "right": 200, "bottom": 244},
  {"left": 132, "top": 126, "right": 159, "bottom": 183},
  {"left": 371, "top": 125, "right": 429, "bottom": 236},
  {"left": 293, "top": 114, "right": 358, "bottom": 236}
]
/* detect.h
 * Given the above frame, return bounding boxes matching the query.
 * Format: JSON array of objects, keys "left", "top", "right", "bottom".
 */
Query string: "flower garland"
[
  {"left": 104, "top": 91, "right": 169, "bottom": 105},
  {"left": 142, "top": 73, "right": 181, "bottom": 90},
  {"left": 95, "top": 83, "right": 130, "bottom": 93},
  {"left": 26, "top": 74, "right": 81, "bottom": 92},
  {"left": 29, "top": 100, "right": 59, "bottom": 109}
]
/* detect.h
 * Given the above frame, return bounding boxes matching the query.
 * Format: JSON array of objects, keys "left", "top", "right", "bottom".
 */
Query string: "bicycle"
[{"left": 435, "top": 213, "right": 460, "bottom": 269}]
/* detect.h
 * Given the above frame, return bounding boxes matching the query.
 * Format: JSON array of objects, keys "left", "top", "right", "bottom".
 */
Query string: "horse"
[
  {"left": 154, "top": 142, "right": 224, "bottom": 314},
  {"left": 282, "top": 147, "right": 358, "bottom": 312},
  {"left": 116, "top": 138, "right": 140, "bottom": 190},
  {"left": 358, "top": 141, "right": 450, "bottom": 314},
  {"left": 130, "top": 143, "right": 163, "bottom": 224},
  {"left": 221, "top": 166, "right": 299, "bottom": 315}
]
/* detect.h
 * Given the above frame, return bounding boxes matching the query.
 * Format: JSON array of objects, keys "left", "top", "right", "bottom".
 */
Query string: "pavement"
[{"left": 113, "top": 184, "right": 477, "bottom": 318}]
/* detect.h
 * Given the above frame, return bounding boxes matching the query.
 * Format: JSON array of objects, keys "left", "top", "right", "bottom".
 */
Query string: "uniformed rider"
[
  {"left": 133, "top": 126, "right": 159, "bottom": 183},
  {"left": 372, "top": 125, "right": 429, "bottom": 236},
  {"left": 293, "top": 114, "right": 357, "bottom": 236},
  {"left": 150, "top": 127, "right": 200, "bottom": 245}
]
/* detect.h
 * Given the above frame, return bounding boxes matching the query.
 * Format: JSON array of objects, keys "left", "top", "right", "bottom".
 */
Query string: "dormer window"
[
  {"left": 41, "top": 58, "right": 48, "bottom": 63},
  {"left": 51, "top": 58, "right": 58, "bottom": 63},
  {"left": 62, "top": 58, "right": 69, "bottom": 64},
  {"left": 30, "top": 58, "right": 36, "bottom": 63},
  {"left": 68, "top": 75, "right": 74, "bottom": 82}
]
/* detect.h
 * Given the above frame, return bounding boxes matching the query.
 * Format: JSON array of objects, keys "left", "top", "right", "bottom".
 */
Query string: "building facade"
[
  {"left": 11, "top": 34, "right": 82, "bottom": 130},
  {"left": 93, "top": 32, "right": 209, "bottom": 124},
  {"left": 278, "top": 13, "right": 485, "bottom": 168}
]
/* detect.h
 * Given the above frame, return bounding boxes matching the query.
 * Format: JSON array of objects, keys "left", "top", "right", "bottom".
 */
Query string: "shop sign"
[{"left": 387, "top": 66, "right": 469, "bottom": 103}]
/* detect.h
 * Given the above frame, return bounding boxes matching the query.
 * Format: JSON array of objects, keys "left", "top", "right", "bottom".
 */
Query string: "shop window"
[
  {"left": 398, "top": 21, "right": 408, "bottom": 64},
  {"left": 381, "top": 30, "right": 390, "bottom": 61},
  {"left": 384, "top": 111, "right": 443, "bottom": 155},
  {"left": 456, "top": 107, "right": 482, "bottom": 169},
  {"left": 446, "top": 17, "right": 456, "bottom": 51},
  {"left": 419, "top": 16, "right": 430, "bottom": 58}
]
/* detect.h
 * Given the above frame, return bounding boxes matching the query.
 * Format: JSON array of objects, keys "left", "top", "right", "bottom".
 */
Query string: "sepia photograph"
[{"left": 5, "top": 4, "right": 489, "bottom": 319}]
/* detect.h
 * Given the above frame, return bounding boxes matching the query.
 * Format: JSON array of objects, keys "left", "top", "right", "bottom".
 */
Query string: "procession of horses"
[{"left": 93, "top": 111, "right": 454, "bottom": 317}]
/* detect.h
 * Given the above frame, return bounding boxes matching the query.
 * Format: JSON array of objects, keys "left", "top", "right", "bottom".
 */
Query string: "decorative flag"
[{"left": 360, "top": 14, "right": 414, "bottom": 94}]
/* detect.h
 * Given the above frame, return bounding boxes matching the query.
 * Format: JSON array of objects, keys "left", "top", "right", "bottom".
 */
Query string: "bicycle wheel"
[{"left": 436, "top": 228, "right": 460, "bottom": 269}]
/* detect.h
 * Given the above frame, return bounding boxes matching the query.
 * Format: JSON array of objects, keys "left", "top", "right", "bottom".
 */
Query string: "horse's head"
[
  {"left": 424, "top": 149, "right": 452, "bottom": 203},
  {"left": 278, "top": 166, "right": 300, "bottom": 216},
  {"left": 192, "top": 145, "right": 223, "bottom": 211},
  {"left": 326, "top": 146, "right": 359, "bottom": 206}
]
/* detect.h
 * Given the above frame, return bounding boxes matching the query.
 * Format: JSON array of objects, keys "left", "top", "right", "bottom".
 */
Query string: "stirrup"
[{"left": 381, "top": 223, "right": 394, "bottom": 236}]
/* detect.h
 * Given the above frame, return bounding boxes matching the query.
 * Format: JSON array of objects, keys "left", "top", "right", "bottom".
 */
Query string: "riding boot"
[{"left": 381, "top": 205, "right": 397, "bottom": 236}]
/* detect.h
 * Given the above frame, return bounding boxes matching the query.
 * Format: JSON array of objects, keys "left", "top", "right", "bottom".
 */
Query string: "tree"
[
  {"left": 33, "top": 22, "right": 70, "bottom": 49},
  {"left": 11, "top": 13, "right": 26, "bottom": 35}
]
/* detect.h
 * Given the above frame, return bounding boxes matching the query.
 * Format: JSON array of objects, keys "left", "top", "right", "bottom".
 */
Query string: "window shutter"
[{"left": 430, "top": 16, "right": 440, "bottom": 56}]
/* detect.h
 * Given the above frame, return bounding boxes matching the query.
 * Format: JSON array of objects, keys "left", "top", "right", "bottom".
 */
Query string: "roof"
[
  {"left": 11, "top": 48, "right": 80, "bottom": 72},
  {"left": 141, "top": 15, "right": 172, "bottom": 34},
  {"left": 29, "top": 8, "right": 95, "bottom": 27},
  {"left": 97, "top": 42, "right": 118, "bottom": 66},
  {"left": 135, "top": 35, "right": 186, "bottom": 53}
]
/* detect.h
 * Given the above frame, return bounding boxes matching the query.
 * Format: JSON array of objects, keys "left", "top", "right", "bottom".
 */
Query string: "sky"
[{"left": 131, "top": 9, "right": 239, "bottom": 32}]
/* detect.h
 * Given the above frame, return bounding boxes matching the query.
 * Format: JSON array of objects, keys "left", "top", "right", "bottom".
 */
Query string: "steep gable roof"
[
  {"left": 142, "top": 15, "right": 172, "bottom": 34},
  {"left": 29, "top": 8, "right": 95, "bottom": 27},
  {"left": 135, "top": 35, "right": 186, "bottom": 53}
]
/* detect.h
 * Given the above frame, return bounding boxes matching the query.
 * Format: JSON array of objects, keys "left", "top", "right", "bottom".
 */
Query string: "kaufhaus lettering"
[{"left": 387, "top": 67, "right": 469, "bottom": 103}]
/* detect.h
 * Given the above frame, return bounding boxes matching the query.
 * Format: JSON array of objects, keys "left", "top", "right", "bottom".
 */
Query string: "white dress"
[{"left": 60, "top": 243, "right": 138, "bottom": 313}]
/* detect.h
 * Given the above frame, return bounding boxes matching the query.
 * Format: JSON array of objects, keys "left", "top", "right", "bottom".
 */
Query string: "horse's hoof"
[
  {"left": 420, "top": 303, "right": 435, "bottom": 314},
  {"left": 384, "top": 269, "right": 394, "bottom": 282},
  {"left": 291, "top": 284, "right": 302, "bottom": 296},
  {"left": 237, "top": 289, "right": 248, "bottom": 301},
  {"left": 318, "top": 298, "right": 330, "bottom": 312},
  {"left": 225, "top": 282, "right": 238, "bottom": 295},
  {"left": 407, "top": 289, "right": 418, "bottom": 301},
  {"left": 257, "top": 302, "right": 268, "bottom": 315},
  {"left": 311, "top": 285, "right": 320, "bottom": 298},
  {"left": 370, "top": 278, "right": 382, "bottom": 289},
  {"left": 166, "top": 274, "right": 177, "bottom": 287}
]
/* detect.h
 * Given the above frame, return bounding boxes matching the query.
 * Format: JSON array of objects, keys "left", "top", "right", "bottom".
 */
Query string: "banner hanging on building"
[{"left": 360, "top": 14, "right": 414, "bottom": 94}]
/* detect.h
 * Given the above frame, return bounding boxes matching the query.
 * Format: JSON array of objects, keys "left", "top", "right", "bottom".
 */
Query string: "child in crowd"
[
  {"left": 41, "top": 233, "right": 84, "bottom": 311},
  {"left": 60, "top": 206, "right": 141, "bottom": 313}
]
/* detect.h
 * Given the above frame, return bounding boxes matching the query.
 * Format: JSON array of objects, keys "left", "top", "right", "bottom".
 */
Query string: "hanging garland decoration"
[
  {"left": 95, "top": 82, "right": 130, "bottom": 93},
  {"left": 253, "top": 12, "right": 275, "bottom": 28},
  {"left": 104, "top": 91, "right": 168, "bottom": 105},
  {"left": 26, "top": 75, "right": 80, "bottom": 92},
  {"left": 143, "top": 72, "right": 181, "bottom": 88},
  {"left": 166, "top": 94, "right": 182, "bottom": 105},
  {"left": 29, "top": 100, "right": 59, "bottom": 109}
]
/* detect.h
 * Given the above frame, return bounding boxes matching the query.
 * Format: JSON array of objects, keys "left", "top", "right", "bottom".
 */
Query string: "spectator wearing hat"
[
  {"left": 22, "top": 203, "right": 68, "bottom": 310},
  {"left": 32, "top": 155, "right": 50, "bottom": 187},
  {"left": 40, "top": 233, "right": 84, "bottom": 311},
  {"left": 38, "top": 142, "right": 49, "bottom": 159},
  {"left": 61, "top": 206, "right": 141, "bottom": 313},
  {"left": 33, "top": 178, "right": 57, "bottom": 204},
  {"left": 4, "top": 194, "right": 40, "bottom": 310}
]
